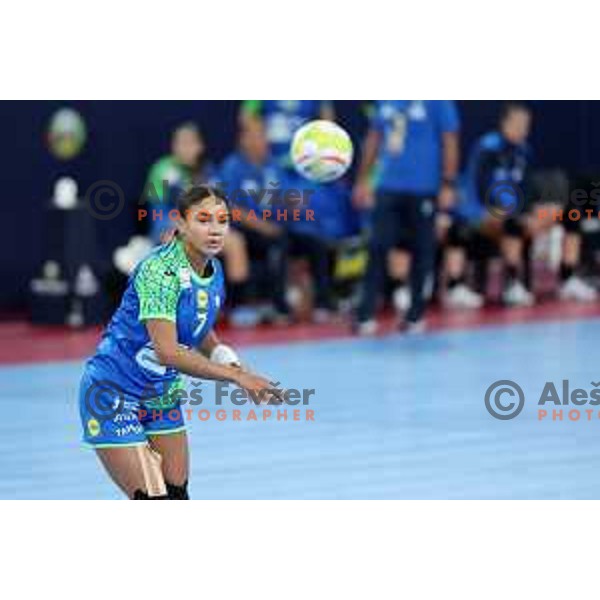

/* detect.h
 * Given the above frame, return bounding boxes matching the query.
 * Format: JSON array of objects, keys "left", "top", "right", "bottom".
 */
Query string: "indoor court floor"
[{"left": 1, "top": 310, "right": 599, "bottom": 499}]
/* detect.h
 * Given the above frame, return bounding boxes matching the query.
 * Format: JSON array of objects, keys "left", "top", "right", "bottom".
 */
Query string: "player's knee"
[{"left": 166, "top": 480, "right": 189, "bottom": 500}]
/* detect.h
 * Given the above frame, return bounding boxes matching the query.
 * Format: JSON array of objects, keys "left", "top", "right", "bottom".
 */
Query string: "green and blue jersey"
[{"left": 86, "top": 239, "right": 225, "bottom": 399}]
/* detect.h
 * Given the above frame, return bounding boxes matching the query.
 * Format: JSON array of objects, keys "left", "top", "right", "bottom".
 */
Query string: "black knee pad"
[
  {"left": 132, "top": 489, "right": 168, "bottom": 500},
  {"left": 503, "top": 217, "right": 524, "bottom": 237},
  {"left": 446, "top": 221, "right": 471, "bottom": 248},
  {"left": 166, "top": 481, "right": 189, "bottom": 500}
]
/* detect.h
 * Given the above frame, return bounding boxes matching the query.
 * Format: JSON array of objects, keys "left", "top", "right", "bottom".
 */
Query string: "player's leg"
[
  {"left": 96, "top": 445, "right": 167, "bottom": 499},
  {"left": 140, "top": 388, "right": 190, "bottom": 499},
  {"left": 443, "top": 219, "right": 483, "bottom": 309},
  {"left": 148, "top": 431, "right": 190, "bottom": 499},
  {"left": 355, "top": 191, "right": 400, "bottom": 332},
  {"left": 558, "top": 216, "right": 597, "bottom": 301},
  {"left": 494, "top": 217, "right": 534, "bottom": 306},
  {"left": 405, "top": 195, "right": 436, "bottom": 325},
  {"left": 388, "top": 248, "right": 411, "bottom": 316},
  {"left": 78, "top": 371, "right": 163, "bottom": 499},
  {"left": 222, "top": 227, "right": 251, "bottom": 311}
]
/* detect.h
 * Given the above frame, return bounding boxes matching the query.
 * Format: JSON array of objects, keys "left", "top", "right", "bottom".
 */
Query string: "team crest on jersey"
[{"left": 197, "top": 290, "right": 209, "bottom": 312}]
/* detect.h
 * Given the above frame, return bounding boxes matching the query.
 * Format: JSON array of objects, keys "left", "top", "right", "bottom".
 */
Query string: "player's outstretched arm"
[
  {"left": 199, "top": 330, "right": 242, "bottom": 368},
  {"left": 147, "top": 320, "right": 278, "bottom": 400}
]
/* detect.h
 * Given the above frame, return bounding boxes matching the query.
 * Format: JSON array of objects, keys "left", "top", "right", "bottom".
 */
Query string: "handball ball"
[{"left": 290, "top": 120, "right": 353, "bottom": 182}]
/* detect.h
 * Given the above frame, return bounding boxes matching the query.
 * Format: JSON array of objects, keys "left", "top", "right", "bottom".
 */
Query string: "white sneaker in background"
[
  {"left": 559, "top": 276, "right": 598, "bottom": 303},
  {"left": 503, "top": 281, "right": 535, "bottom": 307},
  {"left": 444, "top": 284, "right": 484, "bottom": 310},
  {"left": 392, "top": 286, "right": 410, "bottom": 315},
  {"left": 403, "top": 320, "right": 426, "bottom": 334},
  {"left": 355, "top": 319, "right": 378, "bottom": 336},
  {"left": 313, "top": 308, "right": 333, "bottom": 324}
]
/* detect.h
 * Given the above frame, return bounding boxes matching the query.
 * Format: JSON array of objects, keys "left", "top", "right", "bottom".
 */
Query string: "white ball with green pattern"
[{"left": 290, "top": 120, "right": 353, "bottom": 182}]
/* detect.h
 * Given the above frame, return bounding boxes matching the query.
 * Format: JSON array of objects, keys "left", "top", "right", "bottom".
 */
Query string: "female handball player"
[{"left": 78, "top": 185, "right": 280, "bottom": 499}]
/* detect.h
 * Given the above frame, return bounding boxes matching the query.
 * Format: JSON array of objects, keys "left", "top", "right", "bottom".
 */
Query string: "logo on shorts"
[{"left": 87, "top": 418, "right": 101, "bottom": 437}]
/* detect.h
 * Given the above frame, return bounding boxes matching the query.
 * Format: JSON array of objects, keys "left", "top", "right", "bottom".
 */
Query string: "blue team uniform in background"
[
  {"left": 458, "top": 131, "right": 530, "bottom": 223},
  {"left": 371, "top": 100, "right": 460, "bottom": 195},
  {"left": 246, "top": 100, "right": 328, "bottom": 167},
  {"left": 218, "top": 151, "right": 282, "bottom": 218}
]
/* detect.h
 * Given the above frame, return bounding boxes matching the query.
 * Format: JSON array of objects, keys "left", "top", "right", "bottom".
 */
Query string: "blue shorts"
[{"left": 78, "top": 369, "right": 186, "bottom": 448}]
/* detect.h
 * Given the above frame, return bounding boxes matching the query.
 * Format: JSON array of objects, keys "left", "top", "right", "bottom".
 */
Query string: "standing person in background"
[
  {"left": 240, "top": 101, "right": 334, "bottom": 169},
  {"left": 143, "top": 123, "right": 215, "bottom": 244},
  {"left": 353, "top": 100, "right": 460, "bottom": 334}
]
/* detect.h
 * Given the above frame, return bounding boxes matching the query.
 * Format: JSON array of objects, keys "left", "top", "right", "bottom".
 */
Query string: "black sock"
[
  {"left": 166, "top": 481, "right": 189, "bottom": 500},
  {"left": 132, "top": 489, "right": 168, "bottom": 500},
  {"left": 505, "top": 265, "right": 519, "bottom": 286},
  {"left": 447, "top": 276, "right": 465, "bottom": 290},
  {"left": 560, "top": 263, "right": 575, "bottom": 282},
  {"left": 228, "top": 281, "right": 248, "bottom": 310}
]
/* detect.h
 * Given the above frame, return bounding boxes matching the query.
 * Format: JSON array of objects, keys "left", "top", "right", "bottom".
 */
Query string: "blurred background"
[
  {"left": 4, "top": 100, "right": 600, "bottom": 499},
  {"left": 4, "top": 100, "right": 600, "bottom": 328}
]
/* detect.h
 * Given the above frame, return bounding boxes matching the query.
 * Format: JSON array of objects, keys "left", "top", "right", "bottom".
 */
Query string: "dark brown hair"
[{"left": 176, "top": 184, "right": 228, "bottom": 216}]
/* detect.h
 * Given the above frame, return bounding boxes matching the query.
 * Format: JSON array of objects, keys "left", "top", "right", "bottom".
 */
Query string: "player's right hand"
[{"left": 234, "top": 371, "right": 283, "bottom": 405}]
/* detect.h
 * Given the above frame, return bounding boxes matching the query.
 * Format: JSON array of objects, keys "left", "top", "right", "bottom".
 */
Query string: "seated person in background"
[
  {"left": 219, "top": 119, "right": 289, "bottom": 325},
  {"left": 388, "top": 212, "right": 483, "bottom": 315},
  {"left": 457, "top": 102, "right": 596, "bottom": 306},
  {"left": 239, "top": 100, "right": 334, "bottom": 170},
  {"left": 143, "top": 122, "right": 215, "bottom": 244},
  {"left": 286, "top": 178, "right": 363, "bottom": 322},
  {"left": 529, "top": 169, "right": 597, "bottom": 302},
  {"left": 455, "top": 101, "right": 537, "bottom": 307}
]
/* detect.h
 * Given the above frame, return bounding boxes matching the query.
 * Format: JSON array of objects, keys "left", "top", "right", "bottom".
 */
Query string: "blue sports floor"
[{"left": 1, "top": 317, "right": 599, "bottom": 499}]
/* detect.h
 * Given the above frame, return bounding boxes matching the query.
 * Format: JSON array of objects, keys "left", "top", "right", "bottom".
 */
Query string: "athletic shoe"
[
  {"left": 313, "top": 308, "right": 333, "bottom": 324},
  {"left": 444, "top": 284, "right": 484, "bottom": 310},
  {"left": 354, "top": 319, "right": 378, "bottom": 336},
  {"left": 229, "top": 306, "right": 262, "bottom": 327},
  {"left": 559, "top": 276, "right": 598, "bottom": 302},
  {"left": 503, "top": 281, "right": 535, "bottom": 307},
  {"left": 401, "top": 319, "right": 426, "bottom": 334},
  {"left": 392, "top": 286, "right": 410, "bottom": 315}
]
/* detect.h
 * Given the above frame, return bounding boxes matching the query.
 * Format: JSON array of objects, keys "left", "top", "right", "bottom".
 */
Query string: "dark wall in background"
[{"left": 2, "top": 100, "right": 599, "bottom": 312}]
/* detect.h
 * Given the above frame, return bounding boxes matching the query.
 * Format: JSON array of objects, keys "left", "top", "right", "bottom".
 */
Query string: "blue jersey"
[
  {"left": 86, "top": 239, "right": 225, "bottom": 399},
  {"left": 371, "top": 100, "right": 459, "bottom": 195},
  {"left": 218, "top": 151, "right": 281, "bottom": 215},
  {"left": 245, "top": 100, "right": 328, "bottom": 165},
  {"left": 458, "top": 131, "right": 530, "bottom": 222}
]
